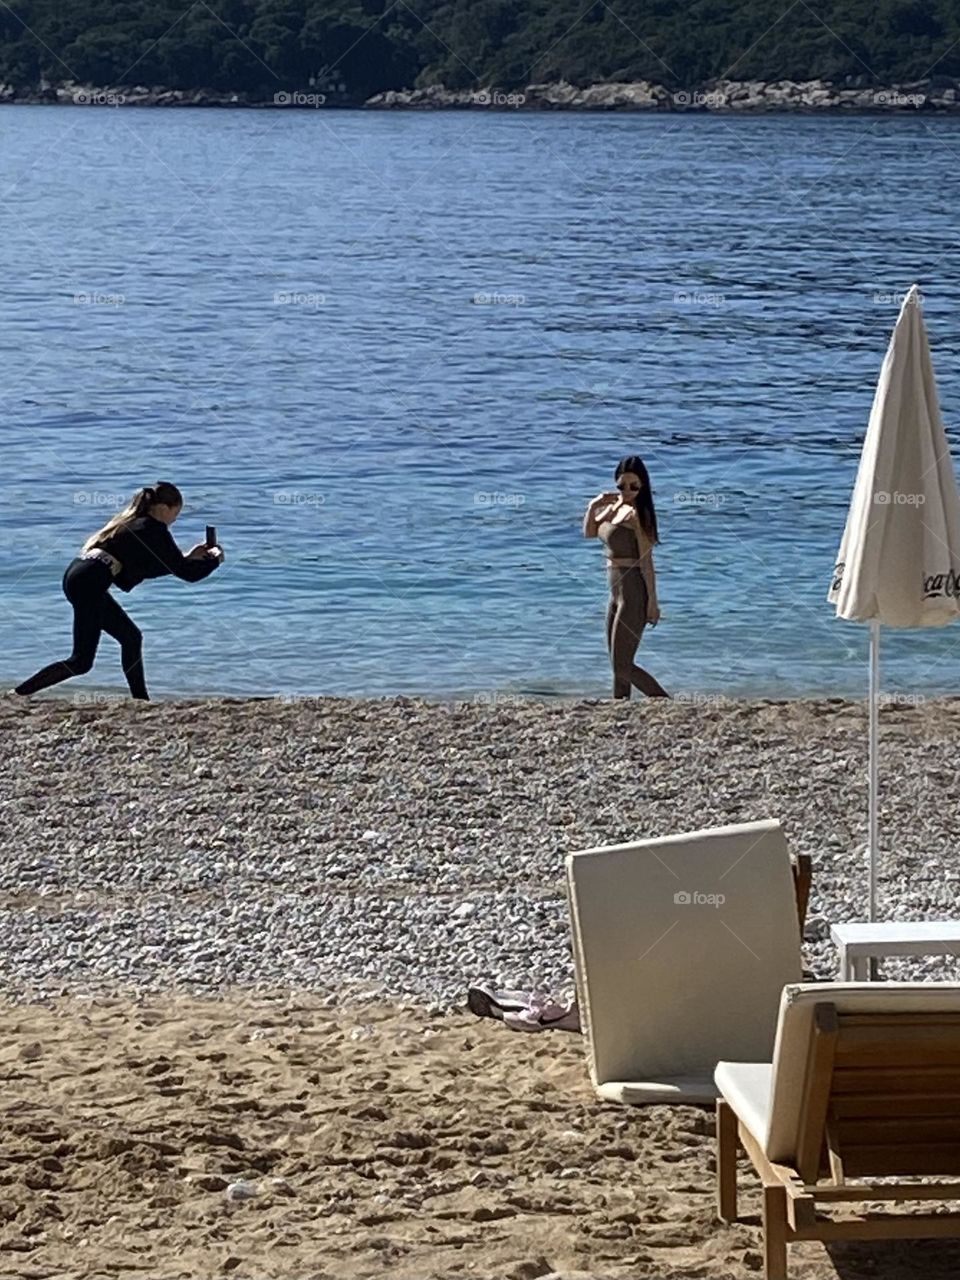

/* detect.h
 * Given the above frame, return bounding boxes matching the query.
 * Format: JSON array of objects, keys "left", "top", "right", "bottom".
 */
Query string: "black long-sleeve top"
[{"left": 96, "top": 516, "right": 219, "bottom": 593}]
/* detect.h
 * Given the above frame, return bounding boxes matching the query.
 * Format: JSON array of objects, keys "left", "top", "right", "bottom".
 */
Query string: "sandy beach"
[
  {"left": 1, "top": 992, "right": 959, "bottom": 1280},
  {"left": 1, "top": 991, "right": 958, "bottom": 1280},
  {"left": 4, "top": 693, "right": 960, "bottom": 1277}
]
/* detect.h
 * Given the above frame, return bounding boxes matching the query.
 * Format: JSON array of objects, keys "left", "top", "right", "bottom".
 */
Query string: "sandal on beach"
[
  {"left": 467, "top": 985, "right": 581, "bottom": 1032},
  {"left": 467, "top": 984, "right": 531, "bottom": 1021}
]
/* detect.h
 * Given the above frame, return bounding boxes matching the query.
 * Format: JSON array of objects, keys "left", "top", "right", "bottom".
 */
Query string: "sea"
[{"left": 4, "top": 103, "right": 960, "bottom": 699}]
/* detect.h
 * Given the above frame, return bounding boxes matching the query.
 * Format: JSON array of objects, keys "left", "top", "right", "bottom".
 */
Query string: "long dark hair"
[
  {"left": 615, "top": 456, "right": 659, "bottom": 544},
  {"left": 83, "top": 481, "right": 183, "bottom": 551}
]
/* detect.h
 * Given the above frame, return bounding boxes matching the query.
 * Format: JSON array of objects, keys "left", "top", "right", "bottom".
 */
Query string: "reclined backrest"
[
  {"left": 567, "top": 819, "right": 802, "bottom": 1093},
  {"left": 766, "top": 982, "right": 960, "bottom": 1174}
]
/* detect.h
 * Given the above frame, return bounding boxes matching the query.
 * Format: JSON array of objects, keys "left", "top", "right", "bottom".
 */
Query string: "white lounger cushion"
[
  {"left": 763, "top": 981, "right": 960, "bottom": 1163},
  {"left": 715, "top": 1062, "right": 773, "bottom": 1147},
  {"left": 567, "top": 819, "right": 802, "bottom": 1105},
  {"left": 597, "top": 1076, "right": 721, "bottom": 1105}
]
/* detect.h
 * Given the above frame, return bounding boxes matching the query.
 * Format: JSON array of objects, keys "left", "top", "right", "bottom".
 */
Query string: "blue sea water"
[{"left": 4, "top": 104, "right": 960, "bottom": 698}]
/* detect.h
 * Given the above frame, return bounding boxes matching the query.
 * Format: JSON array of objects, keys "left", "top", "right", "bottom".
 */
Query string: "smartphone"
[{"left": 205, "top": 525, "right": 217, "bottom": 549}]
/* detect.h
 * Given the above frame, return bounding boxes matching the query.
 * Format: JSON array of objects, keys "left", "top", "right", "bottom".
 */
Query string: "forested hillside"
[{"left": 0, "top": 0, "right": 955, "bottom": 99}]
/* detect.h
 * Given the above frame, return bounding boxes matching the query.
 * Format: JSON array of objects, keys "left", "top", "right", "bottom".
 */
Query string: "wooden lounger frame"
[
  {"left": 717, "top": 1000, "right": 960, "bottom": 1279},
  {"left": 790, "top": 853, "right": 811, "bottom": 934}
]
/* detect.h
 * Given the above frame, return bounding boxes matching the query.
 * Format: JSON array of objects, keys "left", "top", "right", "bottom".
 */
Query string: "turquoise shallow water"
[{"left": 4, "top": 105, "right": 960, "bottom": 697}]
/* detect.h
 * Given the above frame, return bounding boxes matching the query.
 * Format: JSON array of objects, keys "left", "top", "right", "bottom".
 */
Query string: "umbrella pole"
[{"left": 868, "top": 620, "right": 880, "bottom": 924}]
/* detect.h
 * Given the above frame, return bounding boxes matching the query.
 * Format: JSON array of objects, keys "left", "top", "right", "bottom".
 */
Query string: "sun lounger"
[
  {"left": 566, "top": 819, "right": 803, "bottom": 1105},
  {"left": 715, "top": 981, "right": 960, "bottom": 1279}
]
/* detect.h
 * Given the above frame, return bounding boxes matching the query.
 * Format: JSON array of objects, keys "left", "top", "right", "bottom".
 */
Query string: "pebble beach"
[
  {"left": 3, "top": 692, "right": 960, "bottom": 1279},
  {"left": 4, "top": 693, "right": 960, "bottom": 1002}
]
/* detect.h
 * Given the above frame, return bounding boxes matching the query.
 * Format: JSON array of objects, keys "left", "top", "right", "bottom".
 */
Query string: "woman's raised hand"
[
  {"left": 589, "top": 492, "right": 620, "bottom": 521},
  {"left": 611, "top": 500, "right": 640, "bottom": 526}
]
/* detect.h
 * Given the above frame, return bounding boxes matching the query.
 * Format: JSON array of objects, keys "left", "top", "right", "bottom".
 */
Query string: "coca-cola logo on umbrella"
[{"left": 924, "top": 569, "right": 960, "bottom": 599}]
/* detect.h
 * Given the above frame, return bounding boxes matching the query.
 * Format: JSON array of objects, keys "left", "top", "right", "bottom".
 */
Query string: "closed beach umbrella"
[{"left": 828, "top": 284, "right": 960, "bottom": 919}]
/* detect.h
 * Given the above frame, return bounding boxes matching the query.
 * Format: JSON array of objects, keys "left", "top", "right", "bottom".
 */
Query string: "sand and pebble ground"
[{"left": 3, "top": 692, "right": 960, "bottom": 1278}]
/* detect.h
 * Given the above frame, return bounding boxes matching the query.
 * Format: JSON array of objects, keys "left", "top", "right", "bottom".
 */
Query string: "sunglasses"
[{"left": 617, "top": 481, "right": 641, "bottom": 492}]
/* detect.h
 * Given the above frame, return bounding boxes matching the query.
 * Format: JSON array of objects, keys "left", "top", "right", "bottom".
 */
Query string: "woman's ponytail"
[{"left": 135, "top": 486, "right": 155, "bottom": 514}]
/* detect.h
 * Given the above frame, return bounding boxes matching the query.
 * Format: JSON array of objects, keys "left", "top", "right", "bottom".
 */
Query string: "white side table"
[{"left": 831, "top": 921, "right": 960, "bottom": 981}]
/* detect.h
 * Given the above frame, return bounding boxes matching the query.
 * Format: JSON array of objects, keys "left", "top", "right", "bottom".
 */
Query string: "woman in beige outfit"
[{"left": 583, "top": 455, "right": 669, "bottom": 699}]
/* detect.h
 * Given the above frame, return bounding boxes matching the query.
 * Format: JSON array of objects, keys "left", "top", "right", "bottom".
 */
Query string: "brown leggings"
[{"left": 605, "top": 566, "right": 668, "bottom": 699}]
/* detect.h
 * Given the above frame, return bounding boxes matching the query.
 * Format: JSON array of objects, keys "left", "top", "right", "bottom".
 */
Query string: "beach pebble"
[
  {"left": 505, "top": 1261, "right": 553, "bottom": 1280},
  {"left": 225, "top": 1180, "right": 259, "bottom": 1201},
  {"left": 190, "top": 1174, "right": 228, "bottom": 1192}
]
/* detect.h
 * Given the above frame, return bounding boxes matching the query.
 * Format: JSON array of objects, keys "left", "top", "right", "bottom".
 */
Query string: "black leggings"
[{"left": 15, "top": 558, "right": 148, "bottom": 700}]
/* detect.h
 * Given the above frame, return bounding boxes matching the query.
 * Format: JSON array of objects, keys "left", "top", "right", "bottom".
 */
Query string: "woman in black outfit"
[{"left": 15, "top": 482, "right": 223, "bottom": 701}]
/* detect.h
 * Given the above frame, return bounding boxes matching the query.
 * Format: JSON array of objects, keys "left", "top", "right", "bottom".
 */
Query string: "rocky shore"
[
  {"left": 367, "top": 77, "right": 951, "bottom": 112},
  {"left": 3, "top": 693, "right": 960, "bottom": 1006},
  {"left": 2, "top": 76, "right": 959, "bottom": 112}
]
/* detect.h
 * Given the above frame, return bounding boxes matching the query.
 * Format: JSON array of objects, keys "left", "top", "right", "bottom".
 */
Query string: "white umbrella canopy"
[
  {"left": 828, "top": 284, "right": 960, "bottom": 923},
  {"left": 829, "top": 284, "right": 960, "bottom": 626}
]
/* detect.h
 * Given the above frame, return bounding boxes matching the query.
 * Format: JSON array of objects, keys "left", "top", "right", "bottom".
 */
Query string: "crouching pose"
[{"left": 15, "top": 481, "right": 223, "bottom": 701}]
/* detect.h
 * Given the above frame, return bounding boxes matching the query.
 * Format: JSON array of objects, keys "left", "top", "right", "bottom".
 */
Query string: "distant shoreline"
[{"left": 3, "top": 77, "right": 960, "bottom": 113}]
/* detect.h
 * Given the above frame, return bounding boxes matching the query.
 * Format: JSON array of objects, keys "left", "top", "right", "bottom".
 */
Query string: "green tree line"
[{"left": 0, "top": 0, "right": 957, "bottom": 99}]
